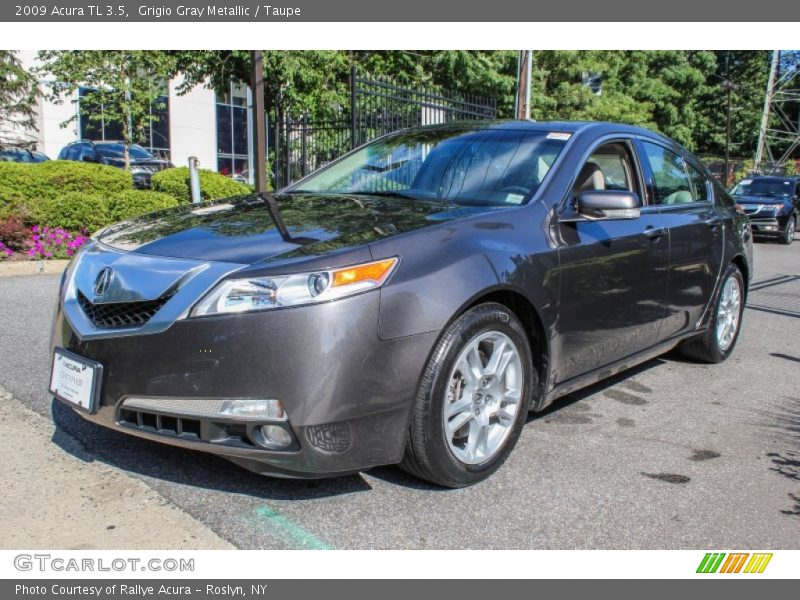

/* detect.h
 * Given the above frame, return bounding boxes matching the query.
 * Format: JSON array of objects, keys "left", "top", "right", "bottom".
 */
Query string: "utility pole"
[
  {"left": 515, "top": 51, "right": 532, "bottom": 120},
  {"left": 250, "top": 50, "right": 267, "bottom": 194},
  {"left": 755, "top": 50, "right": 779, "bottom": 173},
  {"left": 721, "top": 52, "right": 739, "bottom": 187}
]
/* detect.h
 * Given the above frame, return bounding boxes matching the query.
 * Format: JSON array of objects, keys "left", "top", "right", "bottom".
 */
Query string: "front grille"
[{"left": 77, "top": 289, "right": 175, "bottom": 329}]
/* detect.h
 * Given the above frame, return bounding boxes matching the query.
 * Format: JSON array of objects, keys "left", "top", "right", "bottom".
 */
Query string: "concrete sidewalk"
[{"left": 0, "top": 386, "right": 233, "bottom": 550}]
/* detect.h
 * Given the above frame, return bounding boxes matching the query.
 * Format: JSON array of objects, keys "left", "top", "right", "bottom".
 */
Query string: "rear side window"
[
  {"left": 65, "top": 145, "right": 82, "bottom": 160},
  {"left": 685, "top": 161, "right": 709, "bottom": 202},
  {"left": 641, "top": 142, "right": 693, "bottom": 206}
]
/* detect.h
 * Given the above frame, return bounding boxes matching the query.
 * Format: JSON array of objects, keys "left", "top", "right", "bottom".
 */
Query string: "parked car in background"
[
  {"left": 57, "top": 141, "right": 172, "bottom": 188},
  {"left": 730, "top": 176, "right": 800, "bottom": 245},
  {"left": 49, "top": 121, "right": 752, "bottom": 487},
  {"left": 0, "top": 148, "right": 49, "bottom": 163}
]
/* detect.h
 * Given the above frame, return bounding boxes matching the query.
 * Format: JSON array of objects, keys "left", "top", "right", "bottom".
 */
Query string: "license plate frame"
[{"left": 49, "top": 348, "right": 103, "bottom": 414}]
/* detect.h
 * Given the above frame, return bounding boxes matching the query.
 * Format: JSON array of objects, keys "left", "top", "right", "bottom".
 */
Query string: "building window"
[
  {"left": 216, "top": 82, "right": 249, "bottom": 177},
  {"left": 78, "top": 87, "right": 171, "bottom": 159}
]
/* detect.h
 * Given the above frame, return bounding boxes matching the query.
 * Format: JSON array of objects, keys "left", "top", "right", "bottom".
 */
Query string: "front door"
[{"left": 556, "top": 140, "right": 670, "bottom": 383}]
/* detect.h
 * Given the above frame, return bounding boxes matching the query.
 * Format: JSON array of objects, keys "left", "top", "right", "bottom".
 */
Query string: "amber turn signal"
[{"left": 332, "top": 258, "right": 398, "bottom": 288}]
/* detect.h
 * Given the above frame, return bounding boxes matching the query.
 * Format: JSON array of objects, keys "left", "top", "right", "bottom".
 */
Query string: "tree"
[
  {"left": 694, "top": 51, "right": 770, "bottom": 159},
  {"left": 0, "top": 51, "right": 38, "bottom": 150},
  {"left": 36, "top": 51, "right": 178, "bottom": 168}
]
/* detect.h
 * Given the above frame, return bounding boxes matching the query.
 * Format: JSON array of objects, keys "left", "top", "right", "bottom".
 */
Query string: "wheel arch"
[
  {"left": 731, "top": 253, "right": 750, "bottom": 295},
  {"left": 462, "top": 287, "right": 551, "bottom": 409}
]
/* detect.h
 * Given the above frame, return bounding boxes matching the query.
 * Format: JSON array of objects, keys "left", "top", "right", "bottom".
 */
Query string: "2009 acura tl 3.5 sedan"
[{"left": 50, "top": 121, "right": 753, "bottom": 487}]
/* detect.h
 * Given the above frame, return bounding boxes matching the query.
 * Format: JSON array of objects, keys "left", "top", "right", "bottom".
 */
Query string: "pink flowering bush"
[
  {"left": 0, "top": 241, "right": 13, "bottom": 259},
  {"left": 26, "top": 226, "right": 88, "bottom": 260}
]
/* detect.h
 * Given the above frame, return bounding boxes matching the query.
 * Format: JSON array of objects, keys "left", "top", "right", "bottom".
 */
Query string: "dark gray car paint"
[{"left": 51, "top": 120, "right": 753, "bottom": 478}]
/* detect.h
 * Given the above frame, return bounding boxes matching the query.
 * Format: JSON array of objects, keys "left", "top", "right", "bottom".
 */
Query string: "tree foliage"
[
  {"left": 0, "top": 51, "right": 39, "bottom": 150},
  {"left": 36, "top": 50, "right": 178, "bottom": 167},
  {"left": 31, "top": 50, "right": 785, "bottom": 162},
  {"left": 169, "top": 50, "right": 780, "bottom": 157}
]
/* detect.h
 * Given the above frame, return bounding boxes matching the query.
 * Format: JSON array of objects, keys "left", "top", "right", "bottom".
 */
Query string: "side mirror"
[{"left": 576, "top": 190, "right": 641, "bottom": 220}]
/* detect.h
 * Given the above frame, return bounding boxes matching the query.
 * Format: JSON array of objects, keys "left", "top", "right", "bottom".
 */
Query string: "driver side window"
[{"left": 572, "top": 141, "right": 640, "bottom": 203}]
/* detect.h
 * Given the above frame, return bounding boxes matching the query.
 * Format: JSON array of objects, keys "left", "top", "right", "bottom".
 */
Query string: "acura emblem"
[{"left": 93, "top": 267, "right": 114, "bottom": 297}]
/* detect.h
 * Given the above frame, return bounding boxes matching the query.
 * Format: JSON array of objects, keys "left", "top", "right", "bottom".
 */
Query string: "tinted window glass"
[
  {"left": 295, "top": 128, "right": 568, "bottom": 207},
  {"left": 641, "top": 142, "right": 693, "bottom": 205},
  {"left": 77, "top": 144, "right": 96, "bottom": 161},
  {"left": 730, "top": 178, "right": 794, "bottom": 198},
  {"left": 65, "top": 145, "right": 83, "bottom": 161},
  {"left": 95, "top": 143, "right": 153, "bottom": 160},
  {"left": 685, "top": 161, "right": 709, "bottom": 202}
]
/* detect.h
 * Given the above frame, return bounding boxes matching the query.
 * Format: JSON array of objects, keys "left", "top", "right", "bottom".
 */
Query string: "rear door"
[
  {"left": 556, "top": 139, "right": 670, "bottom": 382},
  {"left": 636, "top": 140, "right": 723, "bottom": 339}
]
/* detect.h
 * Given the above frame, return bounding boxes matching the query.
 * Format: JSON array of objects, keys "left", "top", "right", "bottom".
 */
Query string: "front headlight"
[{"left": 191, "top": 257, "right": 398, "bottom": 317}]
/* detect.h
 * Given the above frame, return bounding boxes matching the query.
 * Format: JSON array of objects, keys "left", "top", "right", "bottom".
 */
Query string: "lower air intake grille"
[{"left": 77, "top": 289, "right": 174, "bottom": 329}]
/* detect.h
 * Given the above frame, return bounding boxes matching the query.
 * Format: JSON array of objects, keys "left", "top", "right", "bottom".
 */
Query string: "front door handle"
[
  {"left": 704, "top": 218, "right": 721, "bottom": 229},
  {"left": 643, "top": 226, "right": 666, "bottom": 239}
]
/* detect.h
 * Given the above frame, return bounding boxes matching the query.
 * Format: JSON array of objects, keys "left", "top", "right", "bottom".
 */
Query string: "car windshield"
[
  {"left": 291, "top": 127, "right": 569, "bottom": 206},
  {"left": 731, "top": 178, "right": 794, "bottom": 198},
  {"left": 95, "top": 143, "right": 154, "bottom": 160}
]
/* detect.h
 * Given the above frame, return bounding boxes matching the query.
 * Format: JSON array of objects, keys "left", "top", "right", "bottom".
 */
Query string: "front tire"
[
  {"left": 680, "top": 263, "right": 745, "bottom": 363},
  {"left": 400, "top": 303, "right": 536, "bottom": 488},
  {"left": 779, "top": 215, "right": 795, "bottom": 245}
]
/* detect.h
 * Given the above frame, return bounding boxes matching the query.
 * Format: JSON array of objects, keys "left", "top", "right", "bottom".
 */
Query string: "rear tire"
[
  {"left": 680, "top": 263, "right": 745, "bottom": 363},
  {"left": 779, "top": 215, "right": 795, "bottom": 245},
  {"left": 400, "top": 303, "right": 536, "bottom": 488}
]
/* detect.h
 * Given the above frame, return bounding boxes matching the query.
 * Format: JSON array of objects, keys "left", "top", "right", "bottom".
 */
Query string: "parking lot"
[{"left": 0, "top": 240, "right": 798, "bottom": 550}]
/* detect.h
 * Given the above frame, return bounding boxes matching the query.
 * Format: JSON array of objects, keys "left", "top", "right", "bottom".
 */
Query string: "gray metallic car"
[{"left": 50, "top": 121, "right": 753, "bottom": 487}]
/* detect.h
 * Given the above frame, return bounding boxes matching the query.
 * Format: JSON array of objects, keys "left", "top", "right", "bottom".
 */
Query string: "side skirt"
[{"left": 537, "top": 329, "right": 705, "bottom": 410}]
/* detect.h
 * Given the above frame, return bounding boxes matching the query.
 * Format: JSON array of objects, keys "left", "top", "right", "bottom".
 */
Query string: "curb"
[{"left": 0, "top": 259, "right": 70, "bottom": 278}]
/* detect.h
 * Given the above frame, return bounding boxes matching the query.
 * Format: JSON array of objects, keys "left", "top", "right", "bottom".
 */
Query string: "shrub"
[
  {"left": 151, "top": 167, "right": 251, "bottom": 203},
  {"left": 107, "top": 190, "right": 180, "bottom": 222},
  {"left": 0, "top": 161, "right": 132, "bottom": 221},
  {"left": 0, "top": 162, "right": 48, "bottom": 221},
  {"left": 36, "top": 192, "right": 109, "bottom": 234},
  {"left": 0, "top": 213, "right": 30, "bottom": 251},
  {"left": 37, "top": 161, "right": 132, "bottom": 195},
  {"left": 0, "top": 241, "right": 12, "bottom": 259}
]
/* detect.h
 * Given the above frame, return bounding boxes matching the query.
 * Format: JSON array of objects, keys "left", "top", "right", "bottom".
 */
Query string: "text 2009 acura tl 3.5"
[{"left": 50, "top": 121, "right": 753, "bottom": 487}]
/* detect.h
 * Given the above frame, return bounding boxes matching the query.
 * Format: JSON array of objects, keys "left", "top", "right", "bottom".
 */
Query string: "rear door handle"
[{"left": 643, "top": 226, "right": 666, "bottom": 239}]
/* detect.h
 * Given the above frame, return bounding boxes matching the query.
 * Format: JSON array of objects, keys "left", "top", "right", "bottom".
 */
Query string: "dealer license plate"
[{"left": 49, "top": 349, "right": 103, "bottom": 412}]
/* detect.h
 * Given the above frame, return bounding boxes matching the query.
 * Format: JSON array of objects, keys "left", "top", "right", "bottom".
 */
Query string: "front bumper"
[
  {"left": 131, "top": 171, "right": 154, "bottom": 189},
  {"left": 747, "top": 215, "right": 788, "bottom": 237},
  {"left": 51, "top": 292, "right": 438, "bottom": 478}
]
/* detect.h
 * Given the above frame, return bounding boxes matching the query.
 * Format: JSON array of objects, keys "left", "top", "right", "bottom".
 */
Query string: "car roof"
[
  {"left": 747, "top": 175, "right": 798, "bottom": 182},
  {"left": 410, "top": 119, "right": 674, "bottom": 144},
  {"left": 66, "top": 140, "right": 140, "bottom": 146}
]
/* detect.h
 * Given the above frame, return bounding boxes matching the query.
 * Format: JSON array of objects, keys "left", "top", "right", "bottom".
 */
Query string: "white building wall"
[
  {"left": 168, "top": 75, "right": 217, "bottom": 171},
  {"left": 18, "top": 50, "right": 79, "bottom": 158},
  {"left": 14, "top": 51, "right": 220, "bottom": 170}
]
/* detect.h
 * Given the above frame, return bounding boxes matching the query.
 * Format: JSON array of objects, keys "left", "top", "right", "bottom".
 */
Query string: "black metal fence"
[{"left": 274, "top": 67, "right": 497, "bottom": 188}]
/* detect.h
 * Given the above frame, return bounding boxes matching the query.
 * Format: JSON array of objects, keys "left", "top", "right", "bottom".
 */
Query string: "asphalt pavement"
[{"left": 0, "top": 240, "right": 798, "bottom": 549}]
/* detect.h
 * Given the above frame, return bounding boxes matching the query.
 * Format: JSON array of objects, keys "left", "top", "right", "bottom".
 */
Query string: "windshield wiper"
[{"left": 346, "top": 190, "right": 421, "bottom": 200}]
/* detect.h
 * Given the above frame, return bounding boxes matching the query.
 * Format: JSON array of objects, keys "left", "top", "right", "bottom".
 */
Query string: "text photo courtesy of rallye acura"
[{"left": 49, "top": 120, "right": 753, "bottom": 488}]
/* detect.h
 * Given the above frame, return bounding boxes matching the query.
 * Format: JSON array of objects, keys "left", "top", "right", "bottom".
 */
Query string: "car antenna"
[{"left": 258, "top": 191, "right": 318, "bottom": 245}]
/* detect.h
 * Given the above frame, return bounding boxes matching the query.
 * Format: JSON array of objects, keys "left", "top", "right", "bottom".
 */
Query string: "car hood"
[
  {"left": 733, "top": 194, "right": 791, "bottom": 205},
  {"left": 96, "top": 193, "right": 505, "bottom": 265}
]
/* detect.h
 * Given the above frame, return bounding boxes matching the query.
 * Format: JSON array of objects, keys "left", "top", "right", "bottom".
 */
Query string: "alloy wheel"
[
  {"left": 443, "top": 331, "right": 524, "bottom": 465},
  {"left": 716, "top": 275, "right": 742, "bottom": 352}
]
